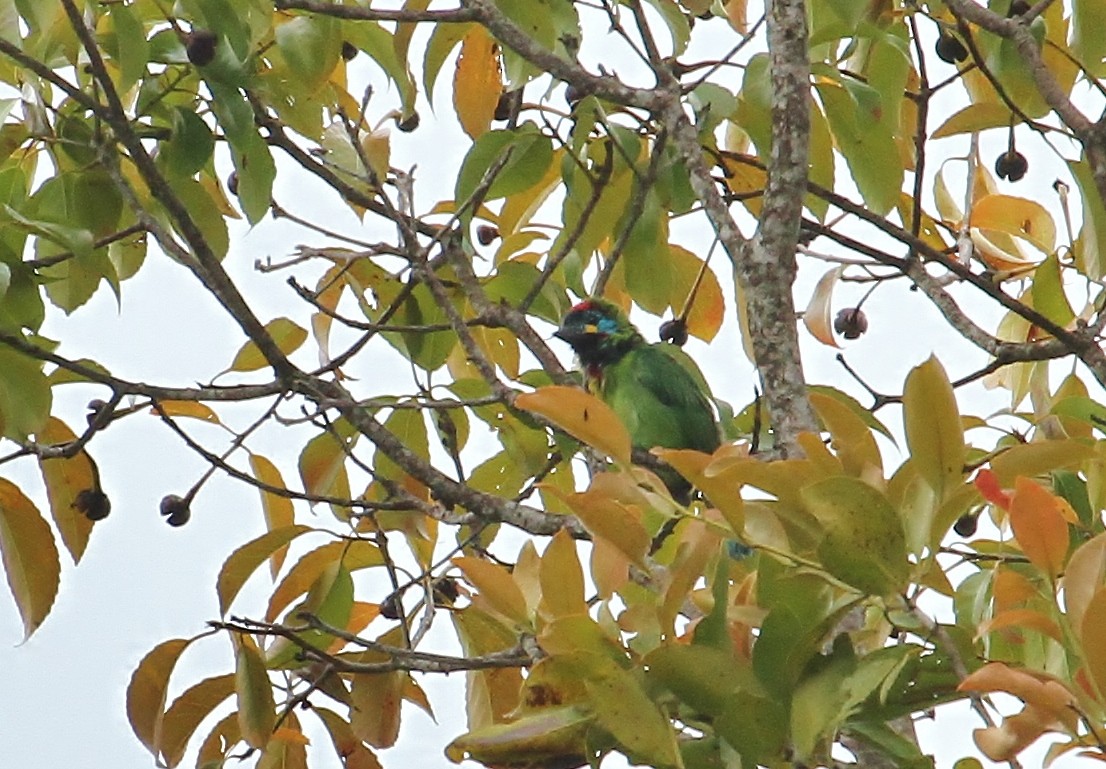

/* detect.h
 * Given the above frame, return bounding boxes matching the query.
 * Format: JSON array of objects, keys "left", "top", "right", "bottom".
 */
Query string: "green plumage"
[{"left": 555, "top": 298, "right": 720, "bottom": 500}]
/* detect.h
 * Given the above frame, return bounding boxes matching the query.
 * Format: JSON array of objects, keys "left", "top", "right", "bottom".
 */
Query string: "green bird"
[{"left": 554, "top": 298, "right": 721, "bottom": 501}]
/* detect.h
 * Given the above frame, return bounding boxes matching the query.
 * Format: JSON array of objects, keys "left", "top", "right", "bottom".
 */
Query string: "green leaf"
[
  {"left": 161, "top": 107, "right": 216, "bottom": 178},
  {"left": 1073, "top": 0, "right": 1106, "bottom": 76},
  {"left": 456, "top": 124, "right": 554, "bottom": 208},
  {"left": 274, "top": 14, "right": 340, "bottom": 90},
  {"left": 1069, "top": 155, "right": 1106, "bottom": 280},
  {"left": 108, "top": 3, "right": 149, "bottom": 93},
  {"left": 228, "top": 317, "right": 308, "bottom": 372},
  {"left": 815, "top": 69, "right": 903, "bottom": 215},
  {"left": 234, "top": 633, "right": 275, "bottom": 748},
  {"left": 1030, "top": 254, "right": 1075, "bottom": 327},
  {"left": 0, "top": 477, "right": 59, "bottom": 639},
  {"left": 374, "top": 407, "right": 429, "bottom": 483},
  {"left": 0, "top": 345, "right": 50, "bottom": 439},
  {"left": 802, "top": 477, "right": 910, "bottom": 595}
]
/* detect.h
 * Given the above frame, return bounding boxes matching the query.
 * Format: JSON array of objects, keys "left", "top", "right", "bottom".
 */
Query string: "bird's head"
[{"left": 554, "top": 298, "right": 642, "bottom": 368}]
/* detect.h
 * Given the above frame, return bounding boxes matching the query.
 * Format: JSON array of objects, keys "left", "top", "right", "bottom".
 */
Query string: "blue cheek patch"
[{"left": 597, "top": 317, "right": 618, "bottom": 334}]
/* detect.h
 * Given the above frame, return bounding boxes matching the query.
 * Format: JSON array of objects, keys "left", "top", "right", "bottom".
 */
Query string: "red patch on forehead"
[{"left": 572, "top": 300, "right": 595, "bottom": 312}]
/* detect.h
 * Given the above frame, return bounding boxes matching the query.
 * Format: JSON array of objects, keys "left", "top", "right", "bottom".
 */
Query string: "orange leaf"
[
  {"left": 971, "top": 193, "right": 1057, "bottom": 254},
  {"left": 974, "top": 469, "right": 1011, "bottom": 510},
  {"left": 36, "top": 416, "right": 97, "bottom": 563},
  {"left": 266, "top": 540, "right": 381, "bottom": 622},
  {"left": 0, "top": 478, "right": 59, "bottom": 639},
  {"left": 958, "top": 662, "right": 1077, "bottom": 727},
  {"left": 669, "top": 244, "right": 724, "bottom": 342},
  {"left": 515, "top": 386, "right": 631, "bottom": 465},
  {"left": 1008, "top": 477, "right": 1070, "bottom": 580},
  {"left": 977, "top": 608, "right": 1063, "bottom": 643},
  {"left": 453, "top": 26, "right": 501, "bottom": 140},
  {"left": 454, "top": 556, "right": 530, "bottom": 625}
]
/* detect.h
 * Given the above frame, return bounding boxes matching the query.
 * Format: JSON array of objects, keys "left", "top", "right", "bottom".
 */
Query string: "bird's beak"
[{"left": 553, "top": 323, "right": 598, "bottom": 344}]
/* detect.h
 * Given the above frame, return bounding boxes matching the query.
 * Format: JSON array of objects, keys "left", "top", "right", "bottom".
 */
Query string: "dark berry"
[
  {"left": 341, "top": 41, "right": 358, "bottom": 61},
  {"left": 396, "top": 112, "right": 420, "bottom": 132},
  {"left": 160, "top": 494, "right": 190, "bottom": 527},
  {"left": 86, "top": 399, "right": 111, "bottom": 428},
  {"left": 432, "top": 577, "right": 460, "bottom": 606},
  {"left": 834, "top": 307, "right": 869, "bottom": 339},
  {"left": 935, "top": 32, "right": 969, "bottom": 64},
  {"left": 658, "top": 318, "right": 689, "bottom": 346},
  {"left": 494, "top": 92, "right": 514, "bottom": 122},
  {"left": 379, "top": 591, "right": 403, "bottom": 620},
  {"left": 75, "top": 489, "right": 111, "bottom": 521},
  {"left": 227, "top": 171, "right": 239, "bottom": 196},
  {"left": 186, "top": 30, "right": 218, "bottom": 67},
  {"left": 1008, "top": 0, "right": 1030, "bottom": 17},
  {"left": 953, "top": 513, "right": 978, "bottom": 537},
  {"left": 565, "top": 84, "right": 584, "bottom": 107},
  {"left": 995, "top": 150, "right": 1028, "bottom": 182},
  {"left": 476, "top": 225, "right": 499, "bottom": 245}
]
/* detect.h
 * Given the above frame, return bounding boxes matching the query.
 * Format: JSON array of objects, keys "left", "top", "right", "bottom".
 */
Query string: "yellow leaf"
[
  {"left": 562, "top": 488, "right": 650, "bottom": 569},
  {"left": 655, "top": 447, "right": 745, "bottom": 532},
  {"left": 810, "top": 392, "right": 882, "bottom": 476},
  {"left": 970, "top": 227, "right": 1039, "bottom": 274},
  {"left": 515, "top": 386, "right": 631, "bottom": 465},
  {"left": 234, "top": 633, "right": 276, "bottom": 749},
  {"left": 453, "top": 26, "right": 501, "bottom": 140},
  {"left": 350, "top": 671, "right": 405, "bottom": 748},
  {"left": 903, "top": 356, "right": 964, "bottom": 499},
  {"left": 315, "top": 707, "right": 384, "bottom": 769},
  {"left": 454, "top": 555, "right": 530, "bottom": 625},
  {"left": 152, "top": 400, "right": 222, "bottom": 423},
  {"left": 229, "top": 318, "right": 308, "bottom": 372},
  {"left": 990, "top": 439, "right": 1094, "bottom": 487},
  {"left": 724, "top": 0, "right": 747, "bottom": 32},
  {"left": 265, "top": 540, "right": 380, "bottom": 622},
  {"left": 159, "top": 674, "right": 236, "bottom": 767},
  {"left": 216, "top": 525, "right": 313, "bottom": 616},
  {"left": 931, "top": 102, "right": 1014, "bottom": 139},
  {"left": 248, "top": 454, "right": 297, "bottom": 577},
  {"left": 36, "top": 416, "right": 98, "bottom": 563},
  {"left": 1064, "top": 533, "right": 1106, "bottom": 632},
  {"left": 1082, "top": 588, "right": 1106, "bottom": 699},
  {"left": 0, "top": 478, "right": 59, "bottom": 639},
  {"left": 126, "top": 638, "right": 192, "bottom": 756},
  {"left": 669, "top": 244, "right": 725, "bottom": 342},
  {"left": 1008, "top": 477, "right": 1070, "bottom": 580},
  {"left": 539, "top": 530, "right": 589, "bottom": 620},
  {"left": 971, "top": 194, "right": 1057, "bottom": 255},
  {"left": 802, "top": 265, "right": 843, "bottom": 347}
]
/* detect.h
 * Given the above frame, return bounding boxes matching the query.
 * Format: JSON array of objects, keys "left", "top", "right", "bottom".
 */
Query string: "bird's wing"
[{"left": 611, "top": 344, "right": 721, "bottom": 453}]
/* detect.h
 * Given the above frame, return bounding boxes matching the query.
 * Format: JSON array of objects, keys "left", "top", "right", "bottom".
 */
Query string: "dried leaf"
[{"left": 802, "top": 265, "right": 843, "bottom": 347}]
